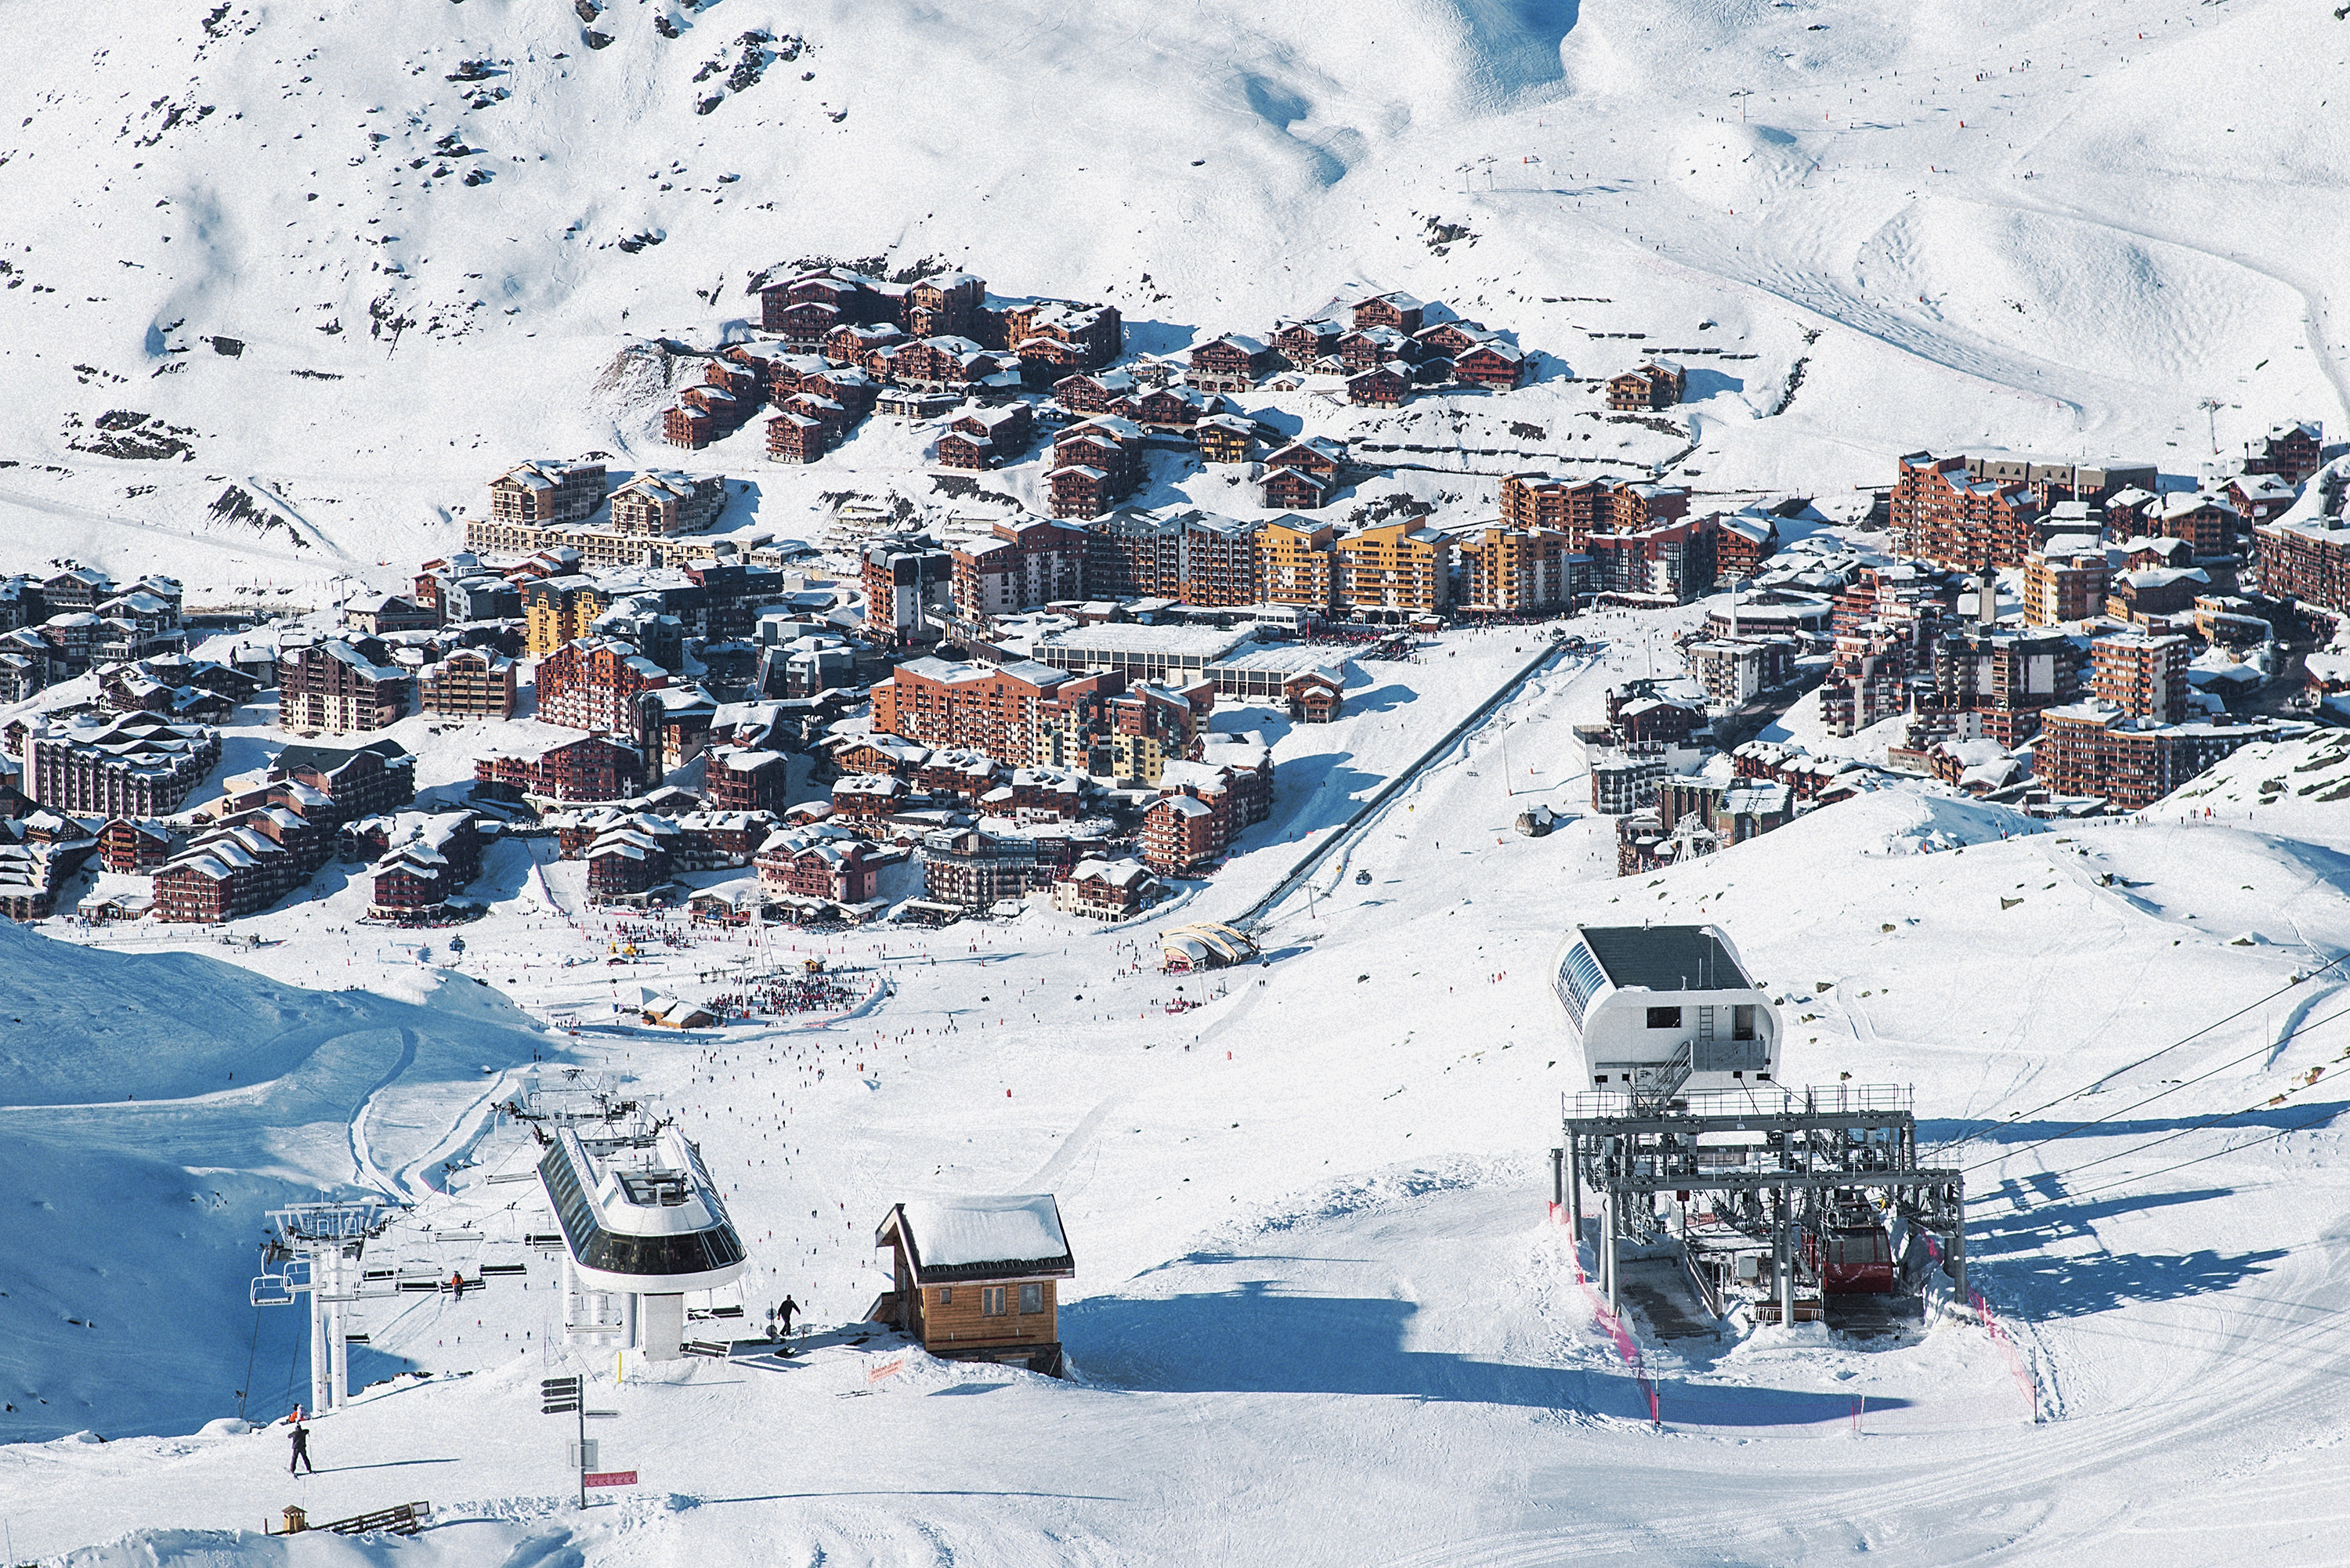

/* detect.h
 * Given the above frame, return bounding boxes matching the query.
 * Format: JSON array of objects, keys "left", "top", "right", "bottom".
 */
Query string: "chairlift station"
[{"left": 1550, "top": 925, "right": 1967, "bottom": 1330}]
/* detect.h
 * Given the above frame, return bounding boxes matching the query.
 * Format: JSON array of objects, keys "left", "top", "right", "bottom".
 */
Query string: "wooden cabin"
[{"left": 872, "top": 1194, "right": 1075, "bottom": 1376}]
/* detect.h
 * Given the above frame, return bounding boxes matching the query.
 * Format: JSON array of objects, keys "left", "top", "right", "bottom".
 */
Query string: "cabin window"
[
  {"left": 1733, "top": 1005, "right": 1757, "bottom": 1042},
  {"left": 937, "top": 1287, "right": 952, "bottom": 1306},
  {"left": 982, "top": 1286, "right": 1007, "bottom": 1317},
  {"left": 1019, "top": 1282, "right": 1043, "bottom": 1315},
  {"left": 1646, "top": 1006, "right": 1682, "bottom": 1030}
]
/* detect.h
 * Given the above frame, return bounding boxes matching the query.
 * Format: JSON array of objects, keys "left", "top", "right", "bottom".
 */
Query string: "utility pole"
[{"left": 2198, "top": 397, "right": 2222, "bottom": 456}]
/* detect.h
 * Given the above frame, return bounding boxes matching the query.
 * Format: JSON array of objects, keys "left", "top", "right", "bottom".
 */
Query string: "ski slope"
[
  {"left": 3, "top": 617, "right": 2349, "bottom": 1562},
  {"left": 1, "top": 0, "right": 2345, "bottom": 599}
]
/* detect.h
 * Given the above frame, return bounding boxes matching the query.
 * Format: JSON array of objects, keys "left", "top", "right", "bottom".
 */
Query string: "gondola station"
[
  {"left": 536, "top": 1120, "right": 749, "bottom": 1362},
  {"left": 1549, "top": 925, "right": 1968, "bottom": 1332}
]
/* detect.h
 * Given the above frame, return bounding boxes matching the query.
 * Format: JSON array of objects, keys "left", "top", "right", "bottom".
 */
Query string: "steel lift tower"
[
  {"left": 1556, "top": 1083, "right": 1967, "bottom": 1326},
  {"left": 251, "top": 1199, "right": 395, "bottom": 1415}
]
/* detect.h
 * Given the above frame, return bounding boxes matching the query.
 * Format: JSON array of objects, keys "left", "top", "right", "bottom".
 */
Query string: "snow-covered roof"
[{"left": 892, "top": 1194, "right": 1072, "bottom": 1276}]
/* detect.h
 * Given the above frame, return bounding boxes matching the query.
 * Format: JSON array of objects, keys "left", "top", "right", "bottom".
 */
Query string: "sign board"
[
  {"left": 584, "top": 1470, "right": 638, "bottom": 1489},
  {"left": 866, "top": 1356, "right": 906, "bottom": 1385},
  {"left": 568, "top": 1440, "right": 598, "bottom": 1469}
]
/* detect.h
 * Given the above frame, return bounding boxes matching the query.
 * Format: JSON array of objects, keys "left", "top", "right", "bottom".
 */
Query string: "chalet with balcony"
[
  {"left": 1352, "top": 291, "right": 1427, "bottom": 335},
  {"left": 1053, "top": 370, "right": 1138, "bottom": 417},
  {"left": 1272, "top": 317, "right": 1346, "bottom": 369},
  {"left": 1451, "top": 342, "right": 1527, "bottom": 390},
  {"left": 1195, "top": 414, "right": 1255, "bottom": 464},
  {"left": 1607, "top": 361, "right": 1686, "bottom": 411},
  {"left": 767, "top": 410, "right": 830, "bottom": 464},
  {"left": 1188, "top": 335, "right": 1275, "bottom": 394},
  {"left": 1346, "top": 364, "right": 1408, "bottom": 407}
]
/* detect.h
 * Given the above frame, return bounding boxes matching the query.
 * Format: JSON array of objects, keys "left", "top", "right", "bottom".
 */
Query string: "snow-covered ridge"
[{"left": 2, "top": 0, "right": 2344, "bottom": 595}]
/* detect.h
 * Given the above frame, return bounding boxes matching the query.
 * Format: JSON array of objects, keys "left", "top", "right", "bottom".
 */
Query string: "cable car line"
[
  {"left": 1961, "top": 995, "right": 2350, "bottom": 1176},
  {"left": 1928, "top": 948, "right": 2348, "bottom": 1156}
]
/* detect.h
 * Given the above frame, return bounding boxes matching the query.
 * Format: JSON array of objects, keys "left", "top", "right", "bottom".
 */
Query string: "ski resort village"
[{"left": 4, "top": 0, "right": 2350, "bottom": 1563}]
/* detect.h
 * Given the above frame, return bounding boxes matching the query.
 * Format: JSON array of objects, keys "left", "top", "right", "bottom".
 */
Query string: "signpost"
[{"left": 540, "top": 1375, "right": 623, "bottom": 1506}]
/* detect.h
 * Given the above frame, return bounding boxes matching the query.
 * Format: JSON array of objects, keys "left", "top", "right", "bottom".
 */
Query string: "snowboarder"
[{"left": 289, "top": 1422, "right": 314, "bottom": 1476}]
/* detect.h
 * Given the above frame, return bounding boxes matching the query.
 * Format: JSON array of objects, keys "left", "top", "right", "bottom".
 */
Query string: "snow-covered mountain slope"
[
  {"left": 3, "top": 0, "right": 2345, "bottom": 595},
  {"left": 0, "top": 923, "right": 548, "bottom": 1442}
]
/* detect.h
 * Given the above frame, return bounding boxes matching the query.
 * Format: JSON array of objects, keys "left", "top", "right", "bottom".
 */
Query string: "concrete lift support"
[{"left": 1555, "top": 1084, "right": 1965, "bottom": 1328}]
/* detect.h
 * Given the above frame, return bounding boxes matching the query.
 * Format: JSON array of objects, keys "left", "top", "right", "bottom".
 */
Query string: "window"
[
  {"left": 981, "top": 1286, "right": 1007, "bottom": 1317},
  {"left": 937, "top": 1286, "right": 952, "bottom": 1306},
  {"left": 1019, "top": 1282, "right": 1043, "bottom": 1316},
  {"left": 1646, "top": 1006, "right": 1682, "bottom": 1030},
  {"left": 1732, "top": 1005, "right": 1756, "bottom": 1042}
]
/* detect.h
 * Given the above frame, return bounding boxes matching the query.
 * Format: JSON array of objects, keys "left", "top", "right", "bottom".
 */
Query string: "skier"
[
  {"left": 778, "top": 1295, "right": 800, "bottom": 1335},
  {"left": 289, "top": 1421, "right": 315, "bottom": 1476}
]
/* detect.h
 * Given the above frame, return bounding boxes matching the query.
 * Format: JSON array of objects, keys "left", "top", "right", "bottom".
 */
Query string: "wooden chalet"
[
  {"left": 1352, "top": 291, "right": 1427, "bottom": 335},
  {"left": 1346, "top": 364, "right": 1408, "bottom": 407},
  {"left": 98, "top": 816, "right": 175, "bottom": 873},
  {"left": 903, "top": 273, "right": 986, "bottom": 338},
  {"left": 1451, "top": 342, "right": 1526, "bottom": 390},
  {"left": 936, "top": 430, "right": 996, "bottom": 470},
  {"left": 1053, "top": 370, "right": 1138, "bottom": 417},
  {"left": 784, "top": 390, "right": 850, "bottom": 435},
  {"left": 1136, "top": 385, "right": 1216, "bottom": 429},
  {"left": 953, "top": 403, "right": 1032, "bottom": 450},
  {"left": 1013, "top": 334, "right": 1087, "bottom": 385},
  {"left": 825, "top": 322, "right": 907, "bottom": 367},
  {"left": 872, "top": 1194, "right": 1075, "bottom": 1376},
  {"left": 664, "top": 404, "right": 717, "bottom": 450},
  {"left": 1283, "top": 669, "right": 1343, "bottom": 723},
  {"left": 766, "top": 411, "right": 830, "bottom": 464},
  {"left": 1272, "top": 317, "right": 1346, "bottom": 369},
  {"left": 1262, "top": 435, "right": 1346, "bottom": 480},
  {"left": 1188, "top": 335, "right": 1274, "bottom": 394},
  {"left": 770, "top": 298, "right": 841, "bottom": 347},
  {"left": 801, "top": 364, "right": 879, "bottom": 419},
  {"left": 1000, "top": 300, "right": 1123, "bottom": 373},
  {"left": 1048, "top": 464, "right": 1115, "bottom": 519},
  {"left": 1412, "top": 320, "right": 1491, "bottom": 359},
  {"left": 1336, "top": 326, "right": 1413, "bottom": 370},
  {"left": 763, "top": 351, "right": 831, "bottom": 399},
  {"left": 1194, "top": 414, "right": 1255, "bottom": 464},
  {"left": 1262, "top": 467, "right": 1335, "bottom": 511},
  {"left": 1607, "top": 361, "right": 1686, "bottom": 411},
  {"left": 703, "top": 360, "right": 764, "bottom": 404}
]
